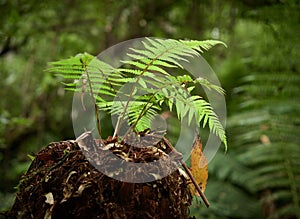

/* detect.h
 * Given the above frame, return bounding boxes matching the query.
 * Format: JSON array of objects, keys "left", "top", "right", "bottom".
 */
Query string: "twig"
[{"left": 162, "top": 137, "right": 210, "bottom": 208}]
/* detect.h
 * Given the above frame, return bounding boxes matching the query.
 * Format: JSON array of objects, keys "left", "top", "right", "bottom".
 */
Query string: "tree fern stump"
[{"left": 6, "top": 135, "right": 194, "bottom": 219}]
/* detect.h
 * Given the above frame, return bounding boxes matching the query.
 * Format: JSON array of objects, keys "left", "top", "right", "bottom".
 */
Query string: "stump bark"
[{"left": 5, "top": 134, "right": 195, "bottom": 219}]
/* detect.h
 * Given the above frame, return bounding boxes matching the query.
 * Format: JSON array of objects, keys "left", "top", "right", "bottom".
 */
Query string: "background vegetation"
[{"left": 1, "top": 0, "right": 299, "bottom": 218}]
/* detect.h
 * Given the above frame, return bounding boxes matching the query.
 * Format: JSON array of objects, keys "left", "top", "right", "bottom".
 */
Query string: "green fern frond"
[
  {"left": 228, "top": 66, "right": 300, "bottom": 218},
  {"left": 181, "top": 39, "right": 227, "bottom": 52},
  {"left": 49, "top": 38, "right": 227, "bottom": 149},
  {"left": 111, "top": 38, "right": 227, "bottom": 146}
]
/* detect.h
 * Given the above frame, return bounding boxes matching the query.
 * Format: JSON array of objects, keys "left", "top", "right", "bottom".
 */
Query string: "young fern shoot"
[{"left": 48, "top": 38, "right": 227, "bottom": 149}]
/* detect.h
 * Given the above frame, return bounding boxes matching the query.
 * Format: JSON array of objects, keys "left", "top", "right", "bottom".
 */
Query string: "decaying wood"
[{"left": 5, "top": 134, "right": 197, "bottom": 219}]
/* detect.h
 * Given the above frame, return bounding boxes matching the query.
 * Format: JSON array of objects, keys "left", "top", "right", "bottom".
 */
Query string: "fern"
[
  {"left": 48, "top": 38, "right": 227, "bottom": 148},
  {"left": 227, "top": 69, "right": 300, "bottom": 218}
]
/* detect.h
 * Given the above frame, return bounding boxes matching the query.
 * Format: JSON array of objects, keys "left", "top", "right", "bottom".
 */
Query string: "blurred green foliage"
[{"left": 1, "top": 0, "right": 299, "bottom": 218}]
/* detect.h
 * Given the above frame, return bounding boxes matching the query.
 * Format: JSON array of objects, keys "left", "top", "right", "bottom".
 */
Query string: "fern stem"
[
  {"left": 114, "top": 44, "right": 179, "bottom": 138},
  {"left": 113, "top": 64, "right": 154, "bottom": 138},
  {"left": 132, "top": 102, "right": 155, "bottom": 130},
  {"left": 127, "top": 80, "right": 178, "bottom": 133},
  {"left": 123, "top": 101, "right": 155, "bottom": 138},
  {"left": 81, "top": 59, "right": 102, "bottom": 138}
]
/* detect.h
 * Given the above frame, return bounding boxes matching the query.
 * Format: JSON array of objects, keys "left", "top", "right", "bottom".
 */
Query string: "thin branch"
[{"left": 162, "top": 137, "right": 210, "bottom": 208}]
